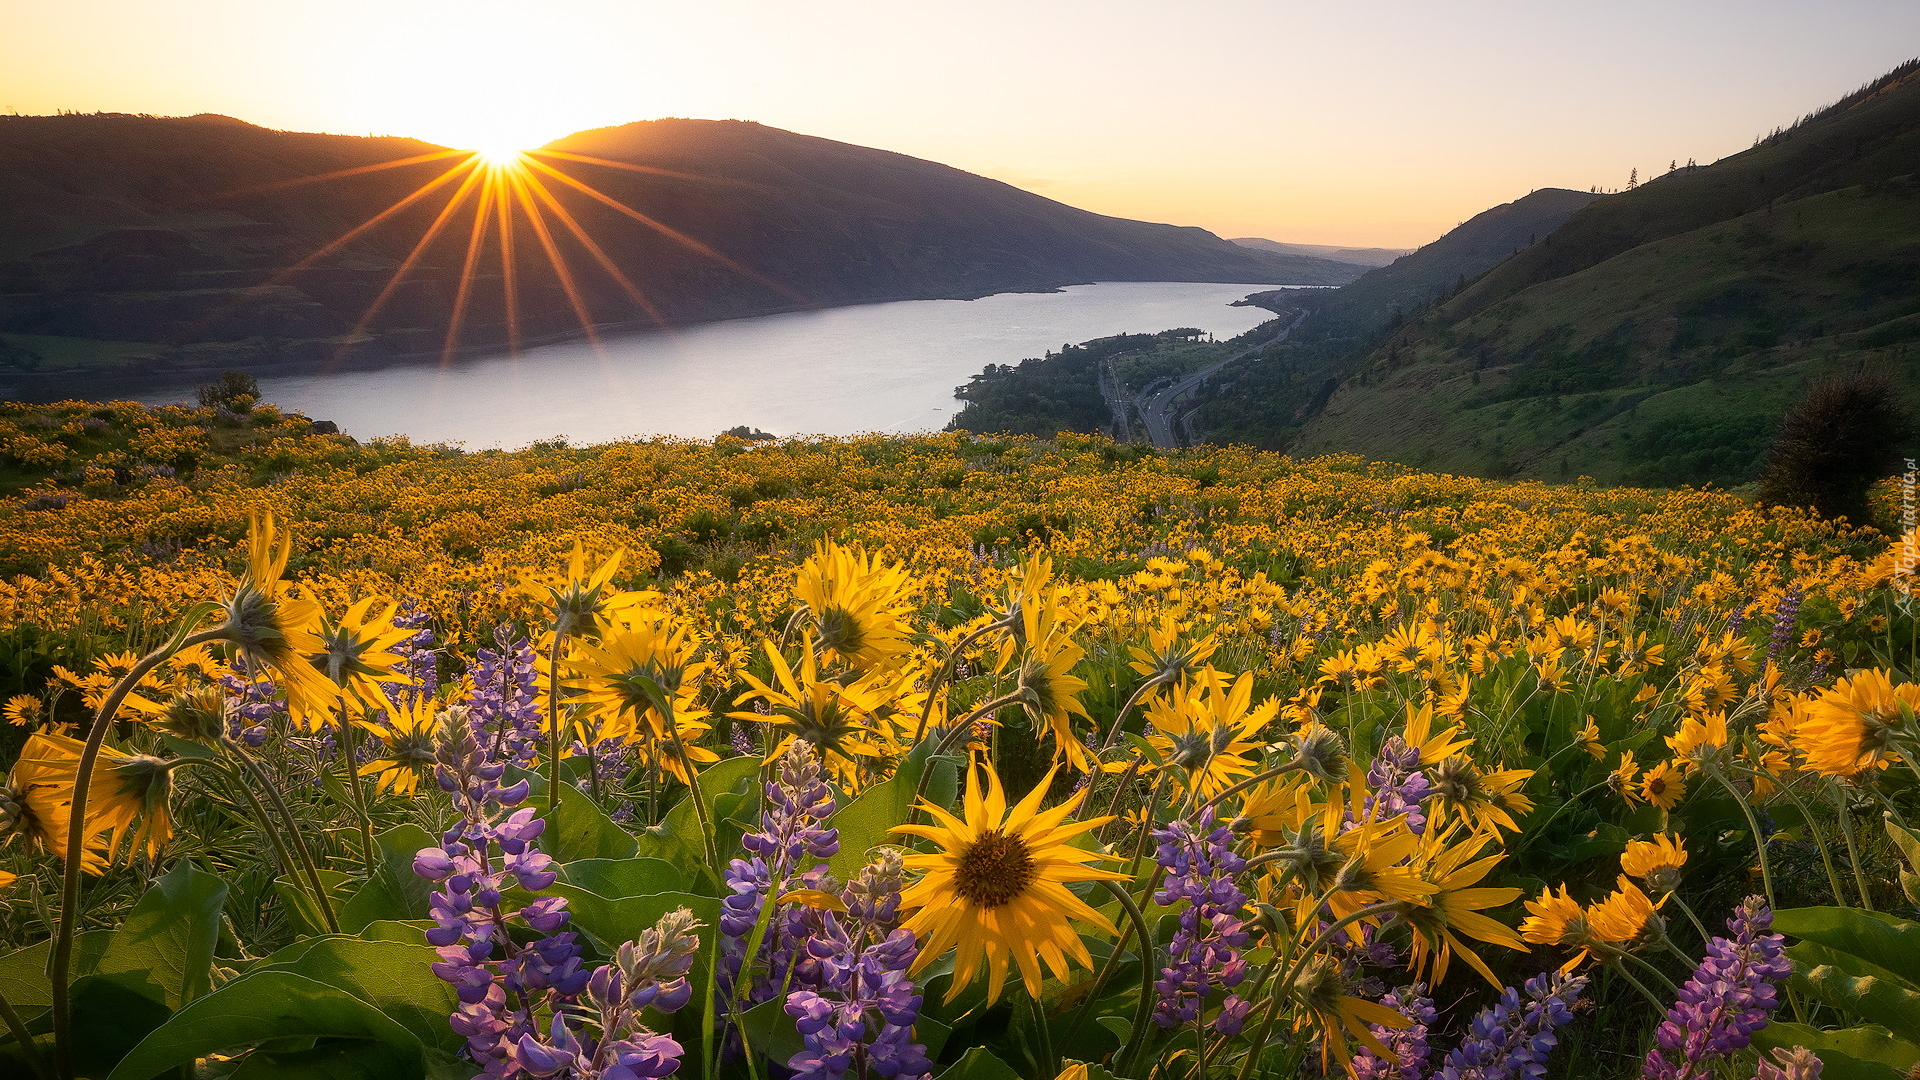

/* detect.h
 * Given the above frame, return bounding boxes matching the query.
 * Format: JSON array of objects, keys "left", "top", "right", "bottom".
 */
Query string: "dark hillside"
[
  {"left": 1288, "top": 60, "right": 1920, "bottom": 488},
  {"left": 0, "top": 114, "right": 1359, "bottom": 391}
]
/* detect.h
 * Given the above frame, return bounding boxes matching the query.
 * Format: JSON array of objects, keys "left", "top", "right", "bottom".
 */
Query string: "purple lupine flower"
[
  {"left": 414, "top": 710, "right": 582, "bottom": 1076},
  {"left": 1767, "top": 588, "right": 1804, "bottom": 663},
  {"left": 1354, "top": 984, "right": 1436, "bottom": 1080},
  {"left": 729, "top": 724, "right": 756, "bottom": 758},
  {"left": 218, "top": 659, "right": 279, "bottom": 746},
  {"left": 418, "top": 713, "right": 702, "bottom": 1079},
  {"left": 517, "top": 908, "right": 702, "bottom": 1079},
  {"left": 1363, "top": 735, "right": 1432, "bottom": 834},
  {"left": 1642, "top": 896, "right": 1791, "bottom": 1080},
  {"left": 1152, "top": 809, "right": 1253, "bottom": 1034},
  {"left": 721, "top": 744, "right": 840, "bottom": 1010},
  {"left": 384, "top": 597, "right": 438, "bottom": 708},
  {"left": 1437, "top": 969, "right": 1586, "bottom": 1080},
  {"left": 783, "top": 850, "right": 931, "bottom": 1080},
  {"left": 1726, "top": 602, "right": 1750, "bottom": 640},
  {"left": 472, "top": 627, "right": 544, "bottom": 767}
]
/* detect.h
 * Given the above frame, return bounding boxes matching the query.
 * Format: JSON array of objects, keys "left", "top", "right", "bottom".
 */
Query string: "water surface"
[{"left": 145, "top": 282, "right": 1289, "bottom": 447}]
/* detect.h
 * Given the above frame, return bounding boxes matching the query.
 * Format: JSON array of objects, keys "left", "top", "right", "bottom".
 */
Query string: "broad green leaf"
[
  {"left": 829, "top": 775, "right": 913, "bottom": 881},
  {"left": 356, "top": 921, "right": 431, "bottom": 945},
  {"left": 1776, "top": 907, "right": 1920, "bottom": 990},
  {"left": 741, "top": 997, "right": 806, "bottom": 1066},
  {"left": 274, "top": 869, "right": 357, "bottom": 938},
  {"left": 1790, "top": 944, "right": 1920, "bottom": 1043},
  {"left": 559, "top": 857, "right": 685, "bottom": 899},
  {"left": 227, "top": 1038, "right": 420, "bottom": 1080},
  {"left": 254, "top": 937, "right": 462, "bottom": 1050},
  {"left": 544, "top": 886, "right": 721, "bottom": 959},
  {"left": 339, "top": 824, "right": 437, "bottom": 932},
  {"left": 0, "top": 861, "right": 225, "bottom": 1045},
  {"left": 1754, "top": 1020, "right": 1919, "bottom": 1080},
  {"left": 549, "top": 781, "right": 641, "bottom": 862},
  {"left": 666, "top": 756, "right": 762, "bottom": 856},
  {"left": 935, "top": 1046, "right": 1023, "bottom": 1080},
  {"left": 107, "top": 971, "right": 425, "bottom": 1080}
]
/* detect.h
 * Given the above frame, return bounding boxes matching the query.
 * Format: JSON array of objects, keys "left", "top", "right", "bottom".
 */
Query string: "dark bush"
[
  {"left": 1757, "top": 368, "right": 1914, "bottom": 522},
  {"left": 196, "top": 370, "right": 260, "bottom": 412}
]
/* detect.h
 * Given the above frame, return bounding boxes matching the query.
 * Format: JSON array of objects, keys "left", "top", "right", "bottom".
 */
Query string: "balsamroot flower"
[
  {"left": 793, "top": 540, "right": 918, "bottom": 673},
  {"left": 359, "top": 697, "right": 447, "bottom": 795},
  {"left": 1794, "top": 669, "right": 1920, "bottom": 777},
  {"left": 209, "top": 513, "right": 336, "bottom": 721},
  {"left": 893, "top": 760, "right": 1127, "bottom": 1005},
  {"left": 15, "top": 732, "right": 174, "bottom": 863},
  {"left": 1621, "top": 834, "right": 1688, "bottom": 896}
]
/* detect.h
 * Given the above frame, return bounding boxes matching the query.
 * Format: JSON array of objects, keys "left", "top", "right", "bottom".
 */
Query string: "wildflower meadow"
[{"left": 0, "top": 398, "right": 1915, "bottom": 1080}]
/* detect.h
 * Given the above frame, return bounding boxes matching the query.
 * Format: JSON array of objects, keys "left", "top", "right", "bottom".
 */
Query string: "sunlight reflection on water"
[{"left": 144, "top": 282, "right": 1293, "bottom": 447}]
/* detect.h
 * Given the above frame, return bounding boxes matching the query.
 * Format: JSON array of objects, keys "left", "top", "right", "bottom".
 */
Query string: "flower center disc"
[{"left": 954, "top": 828, "right": 1036, "bottom": 908}]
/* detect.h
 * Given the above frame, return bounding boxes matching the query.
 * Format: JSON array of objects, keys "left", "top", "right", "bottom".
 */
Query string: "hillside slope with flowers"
[{"left": 0, "top": 396, "right": 1914, "bottom": 1080}]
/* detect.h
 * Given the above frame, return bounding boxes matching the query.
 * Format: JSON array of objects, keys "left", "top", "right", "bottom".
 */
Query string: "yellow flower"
[
  {"left": 212, "top": 513, "right": 336, "bottom": 722},
  {"left": 1427, "top": 757, "right": 1534, "bottom": 835},
  {"left": 731, "top": 639, "right": 884, "bottom": 780},
  {"left": 793, "top": 540, "right": 917, "bottom": 672},
  {"left": 1140, "top": 667, "right": 1275, "bottom": 801},
  {"left": 1666, "top": 712, "right": 1729, "bottom": 773},
  {"left": 1795, "top": 669, "right": 1920, "bottom": 777},
  {"left": 1587, "top": 876, "right": 1659, "bottom": 945},
  {"left": 1621, "top": 834, "right": 1687, "bottom": 895},
  {"left": 15, "top": 732, "right": 173, "bottom": 864},
  {"left": 1610, "top": 756, "right": 1642, "bottom": 805},
  {"left": 1396, "top": 829, "right": 1527, "bottom": 988},
  {"left": 572, "top": 614, "right": 709, "bottom": 745},
  {"left": 522, "top": 541, "right": 656, "bottom": 638},
  {"left": 1520, "top": 885, "right": 1592, "bottom": 948},
  {"left": 357, "top": 697, "right": 445, "bottom": 795},
  {"left": 1006, "top": 593, "right": 1094, "bottom": 772},
  {"left": 1638, "top": 761, "right": 1686, "bottom": 810},
  {"left": 1576, "top": 718, "right": 1605, "bottom": 759},
  {"left": 2, "top": 736, "right": 108, "bottom": 873},
  {"left": 1126, "top": 615, "right": 1219, "bottom": 688},
  {"left": 300, "top": 594, "right": 414, "bottom": 729},
  {"left": 893, "top": 760, "right": 1127, "bottom": 1005},
  {"left": 1290, "top": 953, "right": 1413, "bottom": 1070},
  {"left": 4, "top": 694, "right": 44, "bottom": 728}
]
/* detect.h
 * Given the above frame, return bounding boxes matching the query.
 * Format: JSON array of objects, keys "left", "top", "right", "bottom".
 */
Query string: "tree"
[
  {"left": 1757, "top": 368, "right": 1914, "bottom": 523},
  {"left": 1627, "top": 167, "right": 1639, "bottom": 189},
  {"left": 196, "top": 370, "right": 260, "bottom": 412}
]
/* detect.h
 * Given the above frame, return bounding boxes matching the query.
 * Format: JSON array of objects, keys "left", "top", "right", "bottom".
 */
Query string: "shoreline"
[{"left": 2, "top": 278, "right": 1312, "bottom": 404}]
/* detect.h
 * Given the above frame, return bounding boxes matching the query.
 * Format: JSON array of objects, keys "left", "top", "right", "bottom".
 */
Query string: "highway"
[{"left": 1131, "top": 309, "right": 1307, "bottom": 448}]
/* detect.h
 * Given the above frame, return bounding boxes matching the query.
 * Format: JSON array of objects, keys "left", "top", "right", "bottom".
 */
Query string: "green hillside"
[{"left": 1281, "top": 60, "right": 1920, "bottom": 486}]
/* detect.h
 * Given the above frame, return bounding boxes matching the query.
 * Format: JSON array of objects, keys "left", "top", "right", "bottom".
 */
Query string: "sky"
[{"left": 5, "top": 0, "right": 1919, "bottom": 248}]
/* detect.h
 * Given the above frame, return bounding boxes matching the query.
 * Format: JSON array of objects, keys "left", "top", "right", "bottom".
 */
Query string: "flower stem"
[
  {"left": 0, "top": 983, "right": 53, "bottom": 1080},
  {"left": 1605, "top": 958, "right": 1669, "bottom": 1011},
  {"left": 231, "top": 744, "right": 339, "bottom": 934},
  {"left": 546, "top": 628, "right": 567, "bottom": 815},
  {"left": 1707, "top": 766, "right": 1775, "bottom": 910},
  {"left": 662, "top": 700, "right": 724, "bottom": 883},
  {"left": 1830, "top": 781, "right": 1876, "bottom": 911},
  {"left": 49, "top": 626, "right": 220, "bottom": 1080},
  {"left": 1097, "top": 878, "right": 1157, "bottom": 1077},
  {"left": 335, "top": 700, "right": 378, "bottom": 877},
  {"left": 1196, "top": 760, "right": 1303, "bottom": 814}
]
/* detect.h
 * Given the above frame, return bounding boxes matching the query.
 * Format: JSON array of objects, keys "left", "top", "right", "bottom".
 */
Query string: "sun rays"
[{"left": 215, "top": 139, "right": 794, "bottom": 369}]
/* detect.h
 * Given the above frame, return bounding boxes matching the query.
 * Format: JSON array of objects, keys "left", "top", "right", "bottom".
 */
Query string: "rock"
[{"left": 309, "top": 420, "right": 339, "bottom": 435}]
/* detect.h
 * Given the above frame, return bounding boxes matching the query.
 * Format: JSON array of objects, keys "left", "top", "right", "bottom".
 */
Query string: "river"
[{"left": 142, "top": 282, "right": 1289, "bottom": 447}]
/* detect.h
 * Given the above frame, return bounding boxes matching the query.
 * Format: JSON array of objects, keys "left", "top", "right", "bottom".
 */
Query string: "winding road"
[{"left": 1128, "top": 309, "right": 1307, "bottom": 448}]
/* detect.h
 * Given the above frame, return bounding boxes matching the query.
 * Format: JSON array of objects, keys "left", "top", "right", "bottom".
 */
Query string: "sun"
[{"left": 471, "top": 143, "right": 527, "bottom": 167}]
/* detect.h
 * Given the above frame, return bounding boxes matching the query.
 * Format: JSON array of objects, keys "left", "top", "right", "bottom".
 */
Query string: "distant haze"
[{"left": 4, "top": 1, "right": 1919, "bottom": 247}]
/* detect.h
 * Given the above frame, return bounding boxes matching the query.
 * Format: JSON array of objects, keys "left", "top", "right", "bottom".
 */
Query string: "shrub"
[{"left": 1757, "top": 368, "right": 1913, "bottom": 523}]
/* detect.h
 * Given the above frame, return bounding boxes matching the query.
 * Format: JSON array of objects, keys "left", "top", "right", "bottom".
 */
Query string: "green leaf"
[
  {"left": 339, "top": 824, "right": 437, "bottom": 932},
  {"left": 274, "top": 869, "right": 357, "bottom": 938},
  {"left": 1776, "top": 907, "right": 1920, "bottom": 990},
  {"left": 558, "top": 857, "right": 685, "bottom": 899},
  {"left": 254, "top": 937, "right": 462, "bottom": 1051},
  {"left": 934, "top": 1046, "right": 1023, "bottom": 1080},
  {"left": 96, "top": 860, "right": 229, "bottom": 1009},
  {"left": 828, "top": 775, "right": 913, "bottom": 881},
  {"left": 740, "top": 997, "right": 806, "bottom": 1066},
  {"left": 226, "top": 1039, "right": 421, "bottom": 1080},
  {"left": 545, "top": 886, "right": 721, "bottom": 960},
  {"left": 1790, "top": 943, "right": 1920, "bottom": 1043},
  {"left": 107, "top": 971, "right": 425, "bottom": 1080},
  {"left": 666, "top": 756, "right": 762, "bottom": 856},
  {"left": 549, "top": 781, "right": 641, "bottom": 862},
  {"left": 1753, "top": 1020, "right": 1920, "bottom": 1080}
]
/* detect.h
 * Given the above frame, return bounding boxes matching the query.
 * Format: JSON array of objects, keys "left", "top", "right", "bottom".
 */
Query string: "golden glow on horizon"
[{"left": 6, "top": 1, "right": 1920, "bottom": 248}]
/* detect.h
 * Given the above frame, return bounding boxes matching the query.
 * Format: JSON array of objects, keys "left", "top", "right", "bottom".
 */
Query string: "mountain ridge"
[{"left": 0, "top": 113, "right": 1362, "bottom": 388}]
